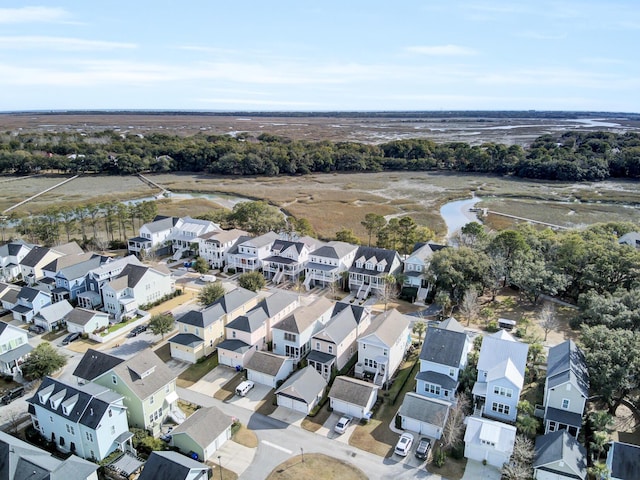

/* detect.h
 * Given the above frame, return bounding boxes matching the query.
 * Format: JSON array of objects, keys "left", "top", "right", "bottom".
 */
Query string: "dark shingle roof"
[
  {"left": 332, "top": 302, "right": 369, "bottom": 325},
  {"left": 415, "top": 371, "right": 458, "bottom": 390},
  {"left": 18, "top": 286, "right": 46, "bottom": 303},
  {"left": 115, "top": 264, "right": 151, "bottom": 288},
  {"left": 169, "top": 333, "right": 203, "bottom": 348},
  {"left": 349, "top": 246, "right": 400, "bottom": 276},
  {"left": 20, "top": 246, "right": 54, "bottom": 267},
  {"left": 64, "top": 308, "right": 105, "bottom": 327},
  {"left": 398, "top": 392, "right": 450, "bottom": 426},
  {"left": 217, "top": 339, "right": 251, "bottom": 353},
  {"left": 171, "top": 406, "right": 231, "bottom": 448},
  {"left": 328, "top": 376, "right": 378, "bottom": 408},
  {"left": 533, "top": 430, "right": 587, "bottom": 479},
  {"left": 608, "top": 442, "right": 640, "bottom": 480},
  {"left": 276, "top": 366, "right": 327, "bottom": 404},
  {"left": 419, "top": 326, "right": 468, "bottom": 368},
  {"left": 227, "top": 307, "right": 267, "bottom": 333},
  {"left": 73, "top": 349, "right": 124, "bottom": 382},
  {"left": 139, "top": 451, "right": 208, "bottom": 480},
  {"left": 546, "top": 340, "right": 589, "bottom": 399},
  {"left": 245, "top": 351, "right": 290, "bottom": 376}
]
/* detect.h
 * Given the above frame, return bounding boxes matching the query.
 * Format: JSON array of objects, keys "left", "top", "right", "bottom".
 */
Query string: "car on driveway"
[
  {"left": 235, "top": 380, "right": 255, "bottom": 397},
  {"left": 394, "top": 432, "right": 414, "bottom": 457},
  {"left": 334, "top": 415, "right": 353, "bottom": 434},
  {"left": 415, "top": 437, "right": 431, "bottom": 460},
  {"left": 61, "top": 332, "right": 80, "bottom": 345},
  {"left": 1, "top": 386, "right": 25, "bottom": 405},
  {"left": 28, "top": 324, "right": 45, "bottom": 334}
]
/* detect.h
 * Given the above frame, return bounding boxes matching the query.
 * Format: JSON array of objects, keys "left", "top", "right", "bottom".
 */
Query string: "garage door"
[
  {"left": 170, "top": 345, "right": 197, "bottom": 364},
  {"left": 292, "top": 399, "right": 309, "bottom": 414},
  {"left": 278, "top": 394, "right": 294, "bottom": 409},
  {"left": 401, "top": 416, "right": 440, "bottom": 438},
  {"left": 218, "top": 350, "right": 234, "bottom": 368},
  {"left": 487, "top": 450, "right": 508, "bottom": 468},
  {"left": 331, "top": 399, "right": 364, "bottom": 419},
  {"left": 248, "top": 370, "right": 275, "bottom": 388}
]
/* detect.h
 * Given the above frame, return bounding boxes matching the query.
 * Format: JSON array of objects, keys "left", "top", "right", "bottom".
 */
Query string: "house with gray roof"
[
  {"left": 168, "top": 217, "right": 219, "bottom": 259},
  {"left": 543, "top": 340, "right": 589, "bottom": 438},
  {"left": 19, "top": 245, "right": 69, "bottom": 285},
  {"left": 305, "top": 240, "right": 358, "bottom": 289},
  {"left": 41, "top": 251, "right": 95, "bottom": 284},
  {"left": 464, "top": 416, "right": 517, "bottom": 468},
  {"left": 226, "top": 231, "right": 279, "bottom": 273},
  {"left": 33, "top": 299, "right": 73, "bottom": 331},
  {"left": 196, "top": 228, "right": 249, "bottom": 269},
  {"left": 0, "top": 430, "right": 98, "bottom": 480},
  {"left": 138, "top": 450, "right": 209, "bottom": 480},
  {"left": 402, "top": 242, "right": 447, "bottom": 302},
  {"left": 0, "top": 240, "right": 33, "bottom": 282},
  {"left": 398, "top": 392, "right": 450, "bottom": 439},
  {"left": 28, "top": 377, "right": 131, "bottom": 461},
  {"left": 606, "top": 441, "right": 640, "bottom": 480},
  {"left": 618, "top": 231, "right": 640, "bottom": 249},
  {"left": 472, "top": 330, "right": 529, "bottom": 422},
  {"left": 355, "top": 308, "right": 411, "bottom": 387},
  {"left": 51, "top": 255, "right": 105, "bottom": 302},
  {"left": 170, "top": 406, "right": 232, "bottom": 461},
  {"left": 128, "top": 215, "right": 179, "bottom": 257},
  {"left": 329, "top": 376, "right": 379, "bottom": 419},
  {"left": 171, "top": 287, "right": 260, "bottom": 363},
  {"left": 11, "top": 285, "right": 51, "bottom": 323},
  {"left": 348, "top": 246, "right": 402, "bottom": 299},
  {"left": 0, "top": 320, "right": 32, "bottom": 377},
  {"left": 79, "top": 255, "right": 143, "bottom": 309},
  {"left": 272, "top": 296, "right": 334, "bottom": 361},
  {"left": 263, "top": 237, "right": 322, "bottom": 284},
  {"left": 245, "top": 351, "right": 295, "bottom": 388},
  {"left": 416, "top": 320, "right": 470, "bottom": 402},
  {"left": 93, "top": 349, "right": 178, "bottom": 436},
  {"left": 275, "top": 365, "right": 327, "bottom": 414},
  {"left": 65, "top": 307, "right": 110, "bottom": 334},
  {"left": 533, "top": 430, "right": 587, "bottom": 480},
  {"left": 73, "top": 348, "right": 124, "bottom": 385}
]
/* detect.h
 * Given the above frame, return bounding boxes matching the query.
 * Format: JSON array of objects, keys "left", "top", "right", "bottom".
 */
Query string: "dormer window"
[
  {"left": 376, "top": 264, "right": 384, "bottom": 272},
  {"left": 366, "top": 262, "right": 373, "bottom": 270},
  {"left": 356, "top": 261, "right": 363, "bottom": 268}
]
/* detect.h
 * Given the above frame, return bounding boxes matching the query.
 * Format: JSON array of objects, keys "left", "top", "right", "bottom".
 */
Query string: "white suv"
[
  {"left": 334, "top": 415, "right": 353, "bottom": 434},
  {"left": 394, "top": 432, "right": 415, "bottom": 457},
  {"left": 235, "top": 380, "right": 255, "bottom": 397}
]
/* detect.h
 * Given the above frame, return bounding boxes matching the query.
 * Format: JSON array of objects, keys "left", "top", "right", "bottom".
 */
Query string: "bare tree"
[
  {"left": 459, "top": 288, "right": 480, "bottom": 326},
  {"left": 440, "top": 394, "right": 470, "bottom": 450},
  {"left": 539, "top": 302, "right": 559, "bottom": 342},
  {"left": 502, "top": 435, "right": 534, "bottom": 480},
  {"left": 379, "top": 274, "right": 400, "bottom": 311}
]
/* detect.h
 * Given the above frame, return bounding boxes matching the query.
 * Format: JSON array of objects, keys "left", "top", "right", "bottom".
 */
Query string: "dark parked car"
[
  {"left": 62, "top": 332, "right": 80, "bottom": 345},
  {"left": 126, "top": 325, "right": 148, "bottom": 338},
  {"left": 415, "top": 437, "right": 431, "bottom": 460},
  {"left": 1, "top": 386, "right": 25, "bottom": 405},
  {"left": 28, "top": 325, "right": 45, "bottom": 334}
]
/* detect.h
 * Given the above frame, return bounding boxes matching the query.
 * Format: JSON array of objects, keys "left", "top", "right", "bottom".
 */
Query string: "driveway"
[
  {"left": 319, "top": 412, "right": 357, "bottom": 443},
  {"left": 269, "top": 406, "right": 306, "bottom": 427},
  {"left": 460, "top": 459, "right": 501, "bottom": 480},
  {"left": 213, "top": 440, "right": 256, "bottom": 477},
  {"left": 227, "top": 383, "right": 270, "bottom": 411},
  {"left": 189, "top": 365, "right": 237, "bottom": 396}
]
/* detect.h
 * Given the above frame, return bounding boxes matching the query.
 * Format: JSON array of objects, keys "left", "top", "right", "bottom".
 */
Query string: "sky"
[{"left": 1, "top": 1, "right": 639, "bottom": 112}]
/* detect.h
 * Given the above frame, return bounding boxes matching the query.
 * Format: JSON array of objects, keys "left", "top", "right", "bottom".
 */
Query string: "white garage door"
[
  {"left": 464, "top": 444, "right": 508, "bottom": 468},
  {"left": 401, "top": 416, "right": 440, "bottom": 438},
  {"left": 170, "top": 345, "right": 197, "bottom": 364},
  {"left": 218, "top": 350, "right": 234, "bottom": 368},
  {"left": 277, "top": 394, "right": 294, "bottom": 409},
  {"left": 331, "top": 399, "right": 364, "bottom": 419},
  {"left": 292, "top": 399, "right": 309, "bottom": 414},
  {"left": 248, "top": 370, "right": 275, "bottom": 388}
]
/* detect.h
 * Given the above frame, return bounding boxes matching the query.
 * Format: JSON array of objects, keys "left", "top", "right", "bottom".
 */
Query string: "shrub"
[
  {"left": 227, "top": 268, "right": 236, "bottom": 274},
  {"left": 433, "top": 449, "right": 446, "bottom": 467},
  {"left": 486, "top": 320, "right": 499, "bottom": 332}
]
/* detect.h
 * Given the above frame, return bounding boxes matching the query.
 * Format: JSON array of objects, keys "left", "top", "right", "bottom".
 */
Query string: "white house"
[
  {"left": 127, "top": 215, "right": 179, "bottom": 256},
  {"left": 262, "top": 237, "right": 319, "bottom": 284},
  {"left": 169, "top": 217, "right": 219, "bottom": 259},
  {"left": 401, "top": 242, "right": 447, "bottom": 302},
  {"left": 102, "top": 264, "right": 173, "bottom": 321},
  {"left": 472, "top": 330, "right": 529, "bottom": 423},
  {"left": 305, "top": 241, "right": 358, "bottom": 289},
  {"left": 533, "top": 430, "right": 587, "bottom": 480},
  {"left": 464, "top": 416, "right": 517, "bottom": 468},
  {"left": 271, "top": 296, "right": 334, "bottom": 361},
  {"left": 196, "top": 228, "right": 248, "bottom": 269},
  {"left": 329, "top": 376, "right": 378, "bottom": 419},
  {"left": 542, "top": 340, "right": 589, "bottom": 438},
  {"left": 0, "top": 240, "right": 33, "bottom": 282},
  {"left": 11, "top": 286, "right": 51, "bottom": 323},
  {"left": 170, "top": 406, "right": 232, "bottom": 461},
  {"left": 275, "top": 366, "right": 327, "bottom": 414},
  {"left": 28, "top": 377, "right": 132, "bottom": 461},
  {"left": 245, "top": 351, "right": 295, "bottom": 388},
  {"left": 33, "top": 300, "right": 74, "bottom": 332},
  {"left": 226, "top": 232, "right": 279, "bottom": 273},
  {"left": 355, "top": 308, "right": 411, "bottom": 388},
  {"left": 79, "top": 255, "right": 143, "bottom": 309},
  {"left": 0, "top": 320, "right": 32, "bottom": 377},
  {"left": 618, "top": 231, "right": 640, "bottom": 249},
  {"left": 65, "top": 308, "right": 110, "bottom": 334},
  {"left": 348, "top": 246, "right": 402, "bottom": 299}
]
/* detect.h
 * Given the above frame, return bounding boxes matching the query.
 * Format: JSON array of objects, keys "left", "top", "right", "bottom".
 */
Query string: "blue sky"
[{"left": 1, "top": 1, "right": 638, "bottom": 112}]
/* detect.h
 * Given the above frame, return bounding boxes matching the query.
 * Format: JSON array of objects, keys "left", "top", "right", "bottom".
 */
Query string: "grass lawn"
[
  {"left": 426, "top": 455, "right": 467, "bottom": 480},
  {"left": 177, "top": 400, "right": 199, "bottom": 418},
  {"left": 176, "top": 352, "right": 219, "bottom": 388},
  {"left": 232, "top": 424, "right": 258, "bottom": 448},
  {"left": 301, "top": 403, "right": 332, "bottom": 433},
  {"left": 42, "top": 330, "right": 67, "bottom": 342},
  {"left": 255, "top": 389, "right": 278, "bottom": 416},
  {"left": 266, "top": 453, "right": 367, "bottom": 480},
  {"left": 213, "top": 372, "right": 244, "bottom": 401}
]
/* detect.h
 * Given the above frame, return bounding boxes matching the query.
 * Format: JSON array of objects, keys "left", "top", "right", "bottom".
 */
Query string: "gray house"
[
  {"left": 138, "top": 450, "right": 209, "bottom": 480},
  {"left": 275, "top": 366, "right": 327, "bottom": 414},
  {"left": 533, "top": 430, "right": 587, "bottom": 480}
]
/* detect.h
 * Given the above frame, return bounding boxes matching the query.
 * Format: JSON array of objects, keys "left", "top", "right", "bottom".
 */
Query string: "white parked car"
[
  {"left": 334, "top": 415, "right": 353, "bottom": 434},
  {"left": 394, "top": 432, "right": 415, "bottom": 457},
  {"left": 235, "top": 380, "right": 255, "bottom": 397},
  {"left": 200, "top": 274, "right": 217, "bottom": 282}
]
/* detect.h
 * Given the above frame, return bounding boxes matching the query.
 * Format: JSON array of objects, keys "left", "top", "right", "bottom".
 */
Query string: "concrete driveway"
[
  {"left": 189, "top": 365, "right": 237, "bottom": 396},
  {"left": 227, "top": 383, "right": 270, "bottom": 411},
  {"left": 269, "top": 406, "right": 306, "bottom": 427},
  {"left": 461, "top": 459, "right": 502, "bottom": 480},
  {"left": 318, "top": 412, "right": 357, "bottom": 443},
  {"left": 211, "top": 440, "right": 256, "bottom": 477}
]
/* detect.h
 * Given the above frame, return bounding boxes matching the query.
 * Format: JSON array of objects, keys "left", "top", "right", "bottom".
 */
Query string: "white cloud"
[
  {"left": 0, "top": 6, "right": 69, "bottom": 23},
  {"left": 196, "top": 98, "right": 320, "bottom": 107},
  {"left": 406, "top": 45, "right": 476, "bottom": 56},
  {"left": 0, "top": 36, "right": 136, "bottom": 51}
]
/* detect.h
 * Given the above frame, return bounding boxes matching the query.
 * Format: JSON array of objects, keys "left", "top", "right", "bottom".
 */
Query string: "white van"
[
  {"left": 200, "top": 274, "right": 217, "bottom": 282},
  {"left": 235, "top": 380, "right": 255, "bottom": 397}
]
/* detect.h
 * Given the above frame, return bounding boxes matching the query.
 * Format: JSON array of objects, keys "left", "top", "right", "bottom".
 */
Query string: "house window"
[
  {"left": 165, "top": 384, "right": 170, "bottom": 393},
  {"left": 493, "top": 386, "right": 513, "bottom": 398},
  {"left": 315, "top": 342, "right": 320, "bottom": 350},
  {"left": 449, "top": 368, "right": 455, "bottom": 377},
  {"left": 150, "top": 395, "right": 154, "bottom": 405},
  {"left": 481, "top": 439, "right": 496, "bottom": 447},
  {"left": 364, "top": 358, "right": 377, "bottom": 368},
  {"left": 183, "top": 325, "right": 188, "bottom": 332},
  {"left": 86, "top": 432, "right": 93, "bottom": 442},
  {"left": 50, "top": 416, "right": 53, "bottom": 423},
  {"left": 195, "top": 328, "right": 199, "bottom": 335},
  {"left": 328, "top": 345, "right": 333, "bottom": 354},
  {"left": 59, "top": 437, "right": 65, "bottom": 447},
  {"left": 548, "top": 421, "right": 557, "bottom": 432},
  {"left": 561, "top": 398, "right": 570, "bottom": 409},
  {"left": 108, "top": 409, "right": 112, "bottom": 417},
  {"left": 491, "top": 402, "right": 510, "bottom": 416},
  {"left": 112, "top": 375, "right": 117, "bottom": 385},
  {"left": 425, "top": 383, "right": 441, "bottom": 395},
  {"left": 111, "top": 425, "right": 115, "bottom": 435}
]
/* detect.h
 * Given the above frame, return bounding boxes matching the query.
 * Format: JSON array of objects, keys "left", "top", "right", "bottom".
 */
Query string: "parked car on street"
[
  {"left": 394, "top": 432, "right": 414, "bottom": 457},
  {"left": 127, "top": 324, "right": 148, "bottom": 337},
  {"left": 334, "top": 415, "right": 353, "bottom": 434},
  {"left": 62, "top": 332, "right": 80, "bottom": 345},
  {"left": 1, "top": 386, "right": 25, "bottom": 405},
  {"left": 415, "top": 437, "right": 431, "bottom": 460}
]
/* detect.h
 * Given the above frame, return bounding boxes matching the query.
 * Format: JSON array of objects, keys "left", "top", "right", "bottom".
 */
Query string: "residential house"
[
  {"left": 416, "top": 318, "right": 470, "bottom": 402},
  {"left": 170, "top": 287, "right": 260, "bottom": 363},
  {"left": 348, "top": 246, "right": 402, "bottom": 299},
  {"left": 93, "top": 349, "right": 178, "bottom": 436},
  {"left": 170, "top": 406, "right": 232, "bottom": 461},
  {"left": 73, "top": 349, "right": 124, "bottom": 385},
  {"left": 245, "top": 351, "right": 295, "bottom": 388},
  {"left": 102, "top": 264, "right": 173, "bottom": 321},
  {"left": 263, "top": 237, "right": 320, "bottom": 284},
  {"left": 33, "top": 300, "right": 73, "bottom": 332},
  {"left": 463, "top": 416, "right": 517, "bottom": 468},
  {"left": 0, "top": 284, "right": 20, "bottom": 314},
  {"left": 138, "top": 450, "right": 210, "bottom": 480},
  {"left": 217, "top": 291, "right": 298, "bottom": 368},
  {"left": 168, "top": 217, "right": 219, "bottom": 259},
  {"left": 355, "top": 308, "right": 411, "bottom": 388},
  {"left": 20, "top": 242, "right": 83, "bottom": 285},
  {"left": 275, "top": 365, "right": 328, "bottom": 414},
  {"left": 532, "top": 430, "right": 587, "bottom": 480},
  {"left": 0, "top": 320, "right": 32, "bottom": 377},
  {"left": 271, "top": 296, "right": 334, "bottom": 361},
  {"left": 28, "top": 377, "right": 131, "bottom": 461},
  {"left": 0, "top": 430, "right": 99, "bottom": 480},
  {"left": 618, "top": 231, "right": 640, "bottom": 249},
  {"left": 605, "top": 441, "right": 640, "bottom": 480},
  {"left": 65, "top": 308, "right": 110, "bottom": 335},
  {"left": 40, "top": 251, "right": 96, "bottom": 294},
  {"left": 329, "top": 376, "right": 378, "bottom": 419},
  {"left": 305, "top": 241, "right": 358, "bottom": 289},
  {"left": 196, "top": 228, "right": 248, "bottom": 269},
  {"left": 402, "top": 242, "right": 446, "bottom": 302},
  {"left": 226, "top": 232, "right": 279, "bottom": 273},
  {"left": 0, "top": 240, "right": 33, "bottom": 282},
  {"left": 472, "top": 330, "right": 529, "bottom": 423},
  {"left": 127, "top": 215, "right": 179, "bottom": 257},
  {"left": 79, "top": 255, "right": 143, "bottom": 309},
  {"left": 51, "top": 255, "right": 105, "bottom": 303},
  {"left": 542, "top": 340, "right": 590, "bottom": 438},
  {"left": 397, "top": 392, "right": 450, "bottom": 439},
  {"left": 332, "top": 301, "right": 373, "bottom": 336},
  {"left": 11, "top": 286, "right": 51, "bottom": 323}
]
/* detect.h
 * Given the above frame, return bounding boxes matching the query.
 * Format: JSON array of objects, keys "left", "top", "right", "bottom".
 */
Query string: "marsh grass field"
[{"left": 3, "top": 171, "right": 639, "bottom": 242}]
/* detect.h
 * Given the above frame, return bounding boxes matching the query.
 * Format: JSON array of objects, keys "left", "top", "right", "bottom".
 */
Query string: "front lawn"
[
  {"left": 301, "top": 403, "right": 332, "bottom": 433},
  {"left": 176, "top": 352, "right": 219, "bottom": 388},
  {"left": 266, "top": 453, "right": 367, "bottom": 480}
]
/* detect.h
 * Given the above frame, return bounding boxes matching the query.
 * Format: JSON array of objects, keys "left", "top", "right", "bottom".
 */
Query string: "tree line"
[{"left": 1, "top": 129, "right": 639, "bottom": 181}]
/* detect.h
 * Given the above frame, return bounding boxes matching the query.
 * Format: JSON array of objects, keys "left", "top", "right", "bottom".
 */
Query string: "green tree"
[
  {"left": 516, "top": 413, "right": 539, "bottom": 438},
  {"left": 229, "top": 201, "right": 285, "bottom": 235},
  {"left": 429, "top": 246, "right": 490, "bottom": 303},
  {"left": 361, "top": 213, "right": 386, "bottom": 247},
  {"left": 292, "top": 217, "right": 315, "bottom": 237},
  {"left": 193, "top": 256, "right": 209, "bottom": 274},
  {"left": 590, "top": 430, "right": 609, "bottom": 462},
  {"left": 335, "top": 228, "right": 360, "bottom": 244},
  {"left": 238, "top": 271, "right": 266, "bottom": 292},
  {"left": 488, "top": 230, "right": 529, "bottom": 287},
  {"left": 510, "top": 254, "right": 567, "bottom": 304},
  {"left": 459, "top": 221, "right": 487, "bottom": 247},
  {"left": 198, "top": 282, "right": 226, "bottom": 306},
  {"left": 148, "top": 313, "right": 175, "bottom": 340},
  {"left": 412, "top": 320, "right": 426, "bottom": 343},
  {"left": 22, "top": 342, "right": 67, "bottom": 380},
  {"left": 397, "top": 216, "right": 418, "bottom": 255}
]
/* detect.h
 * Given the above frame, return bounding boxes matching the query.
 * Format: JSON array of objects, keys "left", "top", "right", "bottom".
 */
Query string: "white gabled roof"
[
  {"left": 477, "top": 330, "right": 528, "bottom": 380},
  {"left": 464, "top": 416, "right": 516, "bottom": 453}
]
